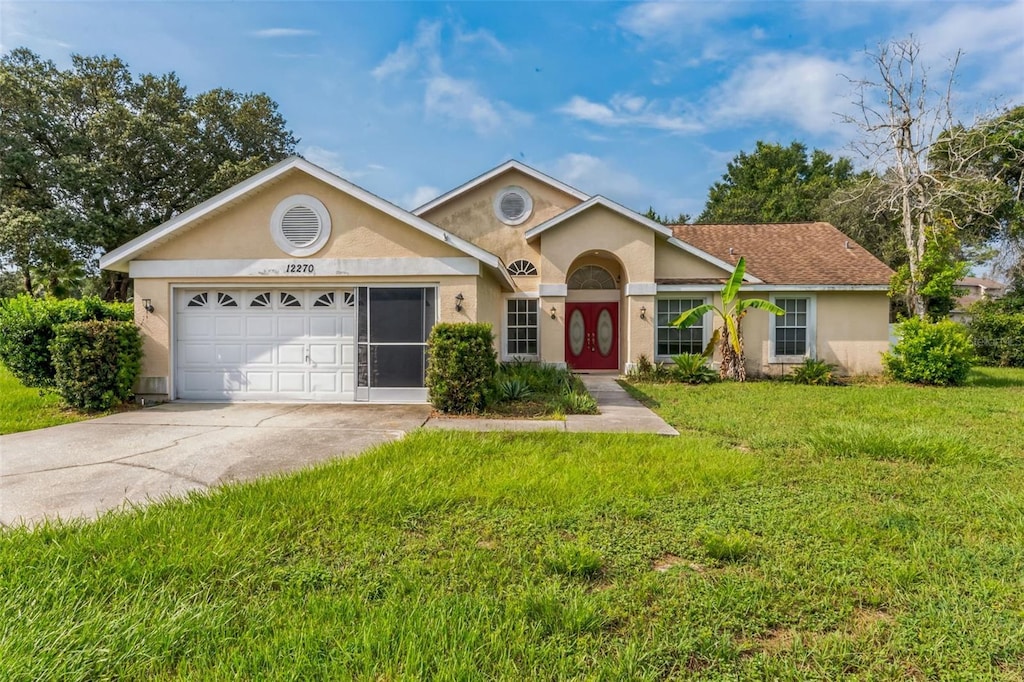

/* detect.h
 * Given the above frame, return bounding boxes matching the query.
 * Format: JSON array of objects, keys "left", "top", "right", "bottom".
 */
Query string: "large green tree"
[
  {"left": 0, "top": 48, "right": 298, "bottom": 300},
  {"left": 697, "top": 141, "right": 855, "bottom": 224}
]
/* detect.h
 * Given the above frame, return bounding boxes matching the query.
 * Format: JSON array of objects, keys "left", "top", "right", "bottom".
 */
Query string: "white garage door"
[{"left": 174, "top": 288, "right": 356, "bottom": 401}]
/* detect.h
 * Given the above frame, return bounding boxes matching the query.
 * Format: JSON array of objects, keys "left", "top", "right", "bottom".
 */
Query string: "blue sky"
[{"left": 2, "top": 1, "right": 1022, "bottom": 219}]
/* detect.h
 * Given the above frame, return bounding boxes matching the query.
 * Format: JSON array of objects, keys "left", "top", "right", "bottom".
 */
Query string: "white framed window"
[
  {"left": 504, "top": 297, "right": 539, "bottom": 359},
  {"left": 770, "top": 295, "right": 816, "bottom": 361},
  {"left": 655, "top": 298, "right": 710, "bottom": 359},
  {"left": 270, "top": 194, "right": 332, "bottom": 257}
]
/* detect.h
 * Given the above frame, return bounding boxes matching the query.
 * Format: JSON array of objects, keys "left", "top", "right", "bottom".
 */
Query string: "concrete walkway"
[{"left": 423, "top": 375, "right": 678, "bottom": 436}]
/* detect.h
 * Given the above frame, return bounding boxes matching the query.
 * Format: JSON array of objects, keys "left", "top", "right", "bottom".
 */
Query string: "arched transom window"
[
  {"left": 507, "top": 259, "right": 538, "bottom": 276},
  {"left": 567, "top": 265, "right": 617, "bottom": 290}
]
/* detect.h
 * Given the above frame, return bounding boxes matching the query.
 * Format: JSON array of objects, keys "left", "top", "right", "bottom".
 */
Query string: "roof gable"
[
  {"left": 99, "top": 156, "right": 513, "bottom": 288},
  {"left": 412, "top": 160, "right": 589, "bottom": 216},
  {"left": 525, "top": 195, "right": 759, "bottom": 283},
  {"left": 670, "top": 222, "right": 894, "bottom": 286}
]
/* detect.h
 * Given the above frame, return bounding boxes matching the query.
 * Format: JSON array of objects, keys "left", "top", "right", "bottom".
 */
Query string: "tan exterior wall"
[
  {"left": 539, "top": 206, "right": 656, "bottom": 285},
  {"left": 815, "top": 292, "right": 889, "bottom": 374},
  {"left": 654, "top": 241, "right": 732, "bottom": 280},
  {"left": 419, "top": 169, "right": 583, "bottom": 281},
  {"left": 143, "top": 170, "right": 463, "bottom": 262}
]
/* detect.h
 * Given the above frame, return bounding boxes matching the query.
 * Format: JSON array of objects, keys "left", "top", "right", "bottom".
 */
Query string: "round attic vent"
[
  {"left": 271, "top": 194, "right": 331, "bottom": 257},
  {"left": 494, "top": 186, "right": 533, "bottom": 226}
]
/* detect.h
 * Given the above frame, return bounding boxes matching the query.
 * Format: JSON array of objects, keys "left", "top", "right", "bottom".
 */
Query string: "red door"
[{"left": 565, "top": 302, "right": 618, "bottom": 370}]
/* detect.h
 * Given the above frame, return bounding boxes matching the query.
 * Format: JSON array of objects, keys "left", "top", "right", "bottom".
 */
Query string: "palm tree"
[{"left": 671, "top": 257, "right": 784, "bottom": 381}]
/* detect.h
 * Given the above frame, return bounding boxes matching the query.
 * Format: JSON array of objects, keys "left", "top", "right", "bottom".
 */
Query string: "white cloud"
[
  {"left": 372, "top": 19, "right": 528, "bottom": 136},
  {"left": 558, "top": 94, "right": 702, "bottom": 134},
  {"left": 401, "top": 186, "right": 441, "bottom": 210},
  {"left": 300, "top": 145, "right": 385, "bottom": 181},
  {"left": 547, "top": 154, "right": 646, "bottom": 202},
  {"left": 618, "top": 1, "right": 735, "bottom": 41},
  {"left": 915, "top": 0, "right": 1024, "bottom": 100},
  {"left": 710, "top": 53, "right": 856, "bottom": 134},
  {"left": 371, "top": 20, "right": 442, "bottom": 80},
  {"left": 424, "top": 75, "right": 505, "bottom": 134},
  {"left": 251, "top": 28, "right": 318, "bottom": 38}
]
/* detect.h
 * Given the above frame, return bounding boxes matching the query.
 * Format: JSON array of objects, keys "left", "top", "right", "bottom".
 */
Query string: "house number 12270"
[{"left": 285, "top": 263, "right": 315, "bottom": 273}]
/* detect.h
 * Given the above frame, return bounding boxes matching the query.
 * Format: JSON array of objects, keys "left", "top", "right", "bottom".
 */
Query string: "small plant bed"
[{"left": 483, "top": 361, "right": 597, "bottom": 418}]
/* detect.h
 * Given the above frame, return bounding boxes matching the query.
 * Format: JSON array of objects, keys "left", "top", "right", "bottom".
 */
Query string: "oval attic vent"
[
  {"left": 494, "top": 186, "right": 533, "bottom": 226},
  {"left": 270, "top": 194, "right": 332, "bottom": 257},
  {"left": 281, "top": 205, "right": 321, "bottom": 247}
]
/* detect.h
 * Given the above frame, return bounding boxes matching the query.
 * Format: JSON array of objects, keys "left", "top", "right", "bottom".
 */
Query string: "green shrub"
[
  {"left": 968, "top": 302, "right": 1024, "bottom": 367},
  {"left": 670, "top": 353, "right": 718, "bottom": 384},
  {"left": 789, "top": 358, "right": 839, "bottom": 385},
  {"left": 426, "top": 323, "right": 497, "bottom": 413},
  {"left": 0, "top": 295, "right": 133, "bottom": 388},
  {"left": 883, "top": 318, "right": 975, "bottom": 386},
  {"left": 50, "top": 320, "right": 143, "bottom": 410},
  {"left": 560, "top": 390, "right": 598, "bottom": 414},
  {"left": 495, "top": 377, "right": 533, "bottom": 401}
]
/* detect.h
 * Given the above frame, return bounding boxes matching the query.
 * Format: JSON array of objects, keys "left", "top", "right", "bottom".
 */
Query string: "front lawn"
[
  {"left": 0, "top": 364, "right": 90, "bottom": 435},
  {"left": 2, "top": 368, "right": 1023, "bottom": 678}
]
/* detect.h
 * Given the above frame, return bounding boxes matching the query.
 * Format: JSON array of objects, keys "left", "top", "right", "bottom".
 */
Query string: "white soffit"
[{"left": 411, "top": 160, "right": 590, "bottom": 216}]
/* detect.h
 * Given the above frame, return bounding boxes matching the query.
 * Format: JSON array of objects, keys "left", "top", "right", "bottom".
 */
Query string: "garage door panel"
[
  {"left": 310, "top": 371, "right": 339, "bottom": 392},
  {"left": 309, "top": 343, "right": 338, "bottom": 364},
  {"left": 246, "top": 344, "right": 275, "bottom": 364},
  {"left": 246, "top": 317, "right": 275, "bottom": 337},
  {"left": 310, "top": 316, "right": 339, "bottom": 337},
  {"left": 246, "top": 371, "right": 274, "bottom": 392},
  {"left": 277, "top": 317, "right": 306, "bottom": 338},
  {"left": 176, "top": 289, "right": 354, "bottom": 402},
  {"left": 180, "top": 316, "right": 214, "bottom": 337},
  {"left": 214, "top": 317, "right": 243, "bottom": 337},
  {"left": 278, "top": 372, "right": 306, "bottom": 392},
  {"left": 181, "top": 343, "right": 214, "bottom": 365},
  {"left": 215, "top": 344, "right": 243, "bottom": 364},
  {"left": 278, "top": 344, "right": 306, "bottom": 365}
]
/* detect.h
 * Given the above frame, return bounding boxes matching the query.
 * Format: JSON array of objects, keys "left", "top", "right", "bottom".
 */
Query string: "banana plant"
[{"left": 671, "top": 257, "right": 784, "bottom": 381}]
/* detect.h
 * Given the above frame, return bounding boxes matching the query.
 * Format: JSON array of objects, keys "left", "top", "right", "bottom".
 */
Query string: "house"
[
  {"left": 950, "top": 277, "right": 1007, "bottom": 324},
  {"left": 99, "top": 156, "right": 894, "bottom": 403}
]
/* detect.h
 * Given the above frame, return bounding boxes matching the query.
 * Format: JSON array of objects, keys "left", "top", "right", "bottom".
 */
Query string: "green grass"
[
  {"left": 0, "top": 364, "right": 91, "bottom": 434},
  {"left": 3, "top": 368, "right": 1024, "bottom": 679}
]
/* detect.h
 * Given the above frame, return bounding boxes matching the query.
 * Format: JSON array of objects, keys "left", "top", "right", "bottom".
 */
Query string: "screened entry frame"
[{"left": 355, "top": 285, "right": 438, "bottom": 402}]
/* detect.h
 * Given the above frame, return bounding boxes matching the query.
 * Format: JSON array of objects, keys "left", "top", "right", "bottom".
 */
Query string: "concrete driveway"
[{"left": 0, "top": 402, "right": 431, "bottom": 527}]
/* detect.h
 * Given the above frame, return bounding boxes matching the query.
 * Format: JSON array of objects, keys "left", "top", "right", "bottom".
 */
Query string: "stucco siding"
[
  {"left": 539, "top": 206, "right": 656, "bottom": 285},
  {"left": 142, "top": 170, "right": 463, "bottom": 262},
  {"left": 654, "top": 241, "right": 732, "bottom": 280},
  {"left": 419, "top": 169, "right": 582, "bottom": 274}
]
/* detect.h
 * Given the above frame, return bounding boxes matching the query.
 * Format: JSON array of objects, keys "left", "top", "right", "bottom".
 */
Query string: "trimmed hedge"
[
  {"left": 883, "top": 317, "right": 975, "bottom": 386},
  {"left": 50, "top": 320, "right": 143, "bottom": 410},
  {"left": 968, "top": 304, "right": 1024, "bottom": 367},
  {"left": 0, "top": 295, "right": 133, "bottom": 388},
  {"left": 426, "top": 323, "right": 497, "bottom": 414}
]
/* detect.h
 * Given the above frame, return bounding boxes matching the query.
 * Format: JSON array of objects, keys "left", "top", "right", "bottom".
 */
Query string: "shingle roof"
[{"left": 669, "top": 222, "right": 894, "bottom": 286}]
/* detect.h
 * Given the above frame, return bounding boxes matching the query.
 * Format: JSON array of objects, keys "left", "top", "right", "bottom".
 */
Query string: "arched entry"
[{"left": 565, "top": 259, "right": 620, "bottom": 371}]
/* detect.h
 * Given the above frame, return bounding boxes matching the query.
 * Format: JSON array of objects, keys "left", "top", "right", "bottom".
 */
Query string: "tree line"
[{"left": 2, "top": 39, "right": 1022, "bottom": 317}]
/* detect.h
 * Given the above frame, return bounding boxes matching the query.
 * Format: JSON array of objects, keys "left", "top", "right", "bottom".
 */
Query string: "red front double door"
[{"left": 565, "top": 302, "right": 619, "bottom": 371}]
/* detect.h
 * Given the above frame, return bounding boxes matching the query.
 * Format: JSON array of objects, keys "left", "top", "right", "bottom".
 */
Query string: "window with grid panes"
[
  {"left": 506, "top": 299, "right": 538, "bottom": 356},
  {"left": 656, "top": 298, "right": 705, "bottom": 357},
  {"left": 774, "top": 298, "right": 808, "bottom": 356}
]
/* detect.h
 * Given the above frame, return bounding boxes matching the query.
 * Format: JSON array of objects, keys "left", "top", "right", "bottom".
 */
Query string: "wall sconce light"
[
  {"left": 640, "top": 305, "right": 647, "bottom": 320},
  {"left": 142, "top": 298, "right": 155, "bottom": 313},
  {"left": 455, "top": 292, "right": 464, "bottom": 312},
  {"left": 550, "top": 306, "right": 557, "bottom": 320}
]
